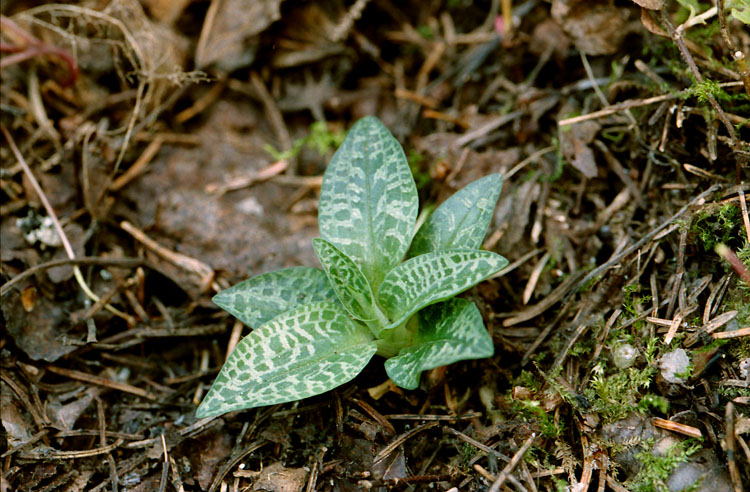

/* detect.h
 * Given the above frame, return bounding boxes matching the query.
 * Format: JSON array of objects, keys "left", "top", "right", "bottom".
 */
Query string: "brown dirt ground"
[{"left": 1, "top": 1, "right": 749, "bottom": 491}]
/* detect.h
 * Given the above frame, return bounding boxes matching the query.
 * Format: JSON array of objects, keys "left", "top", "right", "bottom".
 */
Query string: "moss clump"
[{"left": 625, "top": 439, "right": 703, "bottom": 492}]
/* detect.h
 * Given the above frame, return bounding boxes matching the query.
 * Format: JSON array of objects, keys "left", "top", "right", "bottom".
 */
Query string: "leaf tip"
[
  {"left": 195, "top": 399, "right": 219, "bottom": 418},
  {"left": 211, "top": 290, "right": 231, "bottom": 311}
]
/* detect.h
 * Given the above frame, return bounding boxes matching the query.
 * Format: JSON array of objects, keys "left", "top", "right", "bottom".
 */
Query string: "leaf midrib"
[{"left": 364, "top": 137, "right": 376, "bottom": 288}]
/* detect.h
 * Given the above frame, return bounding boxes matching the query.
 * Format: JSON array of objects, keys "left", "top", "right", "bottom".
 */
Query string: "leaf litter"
[{"left": 1, "top": 0, "right": 749, "bottom": 491}]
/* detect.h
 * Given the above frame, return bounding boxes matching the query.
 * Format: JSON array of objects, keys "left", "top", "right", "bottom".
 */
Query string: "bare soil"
[{"left": 1, "top": 1, "right": 749, "bottom": 491}]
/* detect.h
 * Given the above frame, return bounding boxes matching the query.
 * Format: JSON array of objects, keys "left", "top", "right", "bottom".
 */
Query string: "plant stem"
[{"left": 375, "top": 316, "right": 418, "bottom": 357}]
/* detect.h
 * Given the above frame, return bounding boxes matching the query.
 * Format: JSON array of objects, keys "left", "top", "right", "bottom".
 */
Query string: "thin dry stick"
[
  {"left": 717, "top": 0, "right": 750, "bottom": 98},
  {"left": 110, "top": 135, "right": 164, "bottom": 191},
  {"left": 473, "top": 464, "right": 529, "bottom": 492},
  {"left": 660, "top": 10, "right": 738, "bottom": 145},
  {"left": 713, "top": 327, "right": 750, "bottom": 339},
  {"left": 374, "top": 421, "right": 439, "bottom": 464},
  {"left": 20, "top": 438, "right": 124, "bottom": 460},
  {"left": 1, "top": 256, "right": 148, "bottom": 296},
  {"left": 443, "top": 427, "right": 511, "bottom": 463},
  {"left": 207, "top": 440, "right": 268, "bottom": 492},
  {"left": 20, "top": 5, "right": 149, "bottom": 173},
  {"left": 725, "top": 402, "right": 744, "bottom": 492},
  {"left": 225, "top": 320, "right": 243, "bottom": 362},
  {"left": 330, "top": 0, "right": 371, "bottom": 42},
  {"left": 249, "top": 71, "right": 292, "bottom": 155},
  {"left": 46, "top": 365, "right": 157, "bottom": 400},
  {"left": 559, "top": 93, "right": 677, "bottom": 126},
  {"left": 0, "top": 124, "right": 130, "bottom": 320},
  {"left": 97, "top": 398, "right": 119, "bottom": 492},
  {"left": 120, "top": 220, "right": 216, "bottom": 291},
  {"left": 158, "top": 433, "right": 169, "bottom": 492},
  {"left": 738, "top": 186, "right": 750, "bottom": 245},
  {"left": 567, "top": 184, "right": 722, "bottom": 303},
  {"left": 523, "top": 251, "right": 550, "bottom": 304},
  {"left": 580, "top": 51, "right": 637, "bottom": 128},
  {"left": 488, "top": 434, "right": 536, "bottom": 492}
]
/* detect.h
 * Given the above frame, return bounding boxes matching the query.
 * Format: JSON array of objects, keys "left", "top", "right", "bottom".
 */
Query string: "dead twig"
[
  {"left": 1, "top": 124, "right": 131, "bottom": 322},
  {"left": 717, "top": 0, "right": 750, "bottom": 98},
  {"left": 110, "top": 135, "right": 165, "bottom": 192},
  {"left": 0, "top": 14, "right": 78, "bottom": 85},
  {"left": 568, "top": 184, "right": 722, "bottom": 304},
  {"left": 46, "top": 365, "right": 157, "bottom": 400},
  {"left": 1, "top": 257, "right": 149, "bottom": 296},
  {"left": 205, "top": 159, "right": 289, "bottom": 195},
  {"left": 374, "top": 421, "right": 439, "bottom": 465},
  {"left": 97, "top": 398, "right": 119, "bottom": 492},
  {"left": 725, "top": 402, "right": 744, "bottom": 492},
  {"left": 19, "top": 438, "right": 124, "bottom": 460},
  {"left": 330, "top": 0, "right": 371, "bottom": 42},
  {"left": 488, "top": 434, "right": 536, "bottom": 492},
  {"left": 716, "top": 244, "right": 750, "bottom": 285},
  {"left": 659, "top": 10, "right": 742, "bottom": 179},
  {"left": 559, "top": 93, "right": 678, "bottom": 126},
  {"left": 120, "top": 220, "right": 216, "bottom": 292},
  {"left": 207, "top": 440, "right": 268, "bottom": 492},
  {"left": 652, "top": 417, "right": 702, "bottom": 439}
]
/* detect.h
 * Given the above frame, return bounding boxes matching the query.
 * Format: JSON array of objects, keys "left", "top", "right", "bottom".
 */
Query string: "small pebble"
[
  {"left": 659, "top": 348, "right": 691, "bottom": 384},
  {"left": 612, "top": 343, "right": 637, "bottom": 369}
]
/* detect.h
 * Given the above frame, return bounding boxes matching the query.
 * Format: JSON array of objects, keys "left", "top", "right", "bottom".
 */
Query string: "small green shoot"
[
  {"left": 264, "top": 121, "right": 346, "bottom": 161},
  {"left": 691, "top": 203, "right": 741, "bottom": 252},
  {"left": 197, "top": 117, "right": 507, "bottom": 417}
]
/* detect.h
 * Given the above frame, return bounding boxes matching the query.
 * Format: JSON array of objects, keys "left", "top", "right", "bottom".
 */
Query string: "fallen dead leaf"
[
  {"left": 629, "top": 0, "right": 664, "bottom": 9},
  {"left": 196, "top": 0, "right": 284, "bottom": 71},
  {"left": 2, "top": 289, "right": 77, "bottom": 362},
  {"left": 45, "top": 386, "right": 101, "bottom": 431},
  {"left": 1, "top": 381, "right": 34, "bottom": 447},
  {"left": 560, "top": 120, "right": 601, "bottom": 178},
  {"left": 254, "top": 462, "right": 307, "bottom": 492},
  {"left": 551, "top": 0, "right": 628, "bottom": 55}
]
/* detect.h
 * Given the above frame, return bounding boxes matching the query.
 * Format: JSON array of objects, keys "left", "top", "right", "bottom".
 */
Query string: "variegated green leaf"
[
  {"left": 317, "top": 116, "right": 418, "bottom": 288},
  {"left": 385, "top": 299, "right": 494, "bottom": 389},
  {"left": 312, "top": 238, "right": 378, "bottom": 321},
  {"left": 196, "top": 301, "right": 377, "bottom": 417},
  {"left": 212, "top": 267, "right": 336, "bottom": 328},
  {"left": 377, "top": 249, "right": 508, "bottom": 332},
  {"left": 408, "top": 174, "right": 502, "bottom": 257}
]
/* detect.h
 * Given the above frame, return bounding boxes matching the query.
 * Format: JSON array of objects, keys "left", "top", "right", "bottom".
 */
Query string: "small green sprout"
[{"left": 196, "top": 117, "right": 507, "bottom": 417}]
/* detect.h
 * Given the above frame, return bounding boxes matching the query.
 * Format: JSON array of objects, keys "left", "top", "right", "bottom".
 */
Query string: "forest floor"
[{"left": 1, "top": 1, "right": 749, "bottom": 491}]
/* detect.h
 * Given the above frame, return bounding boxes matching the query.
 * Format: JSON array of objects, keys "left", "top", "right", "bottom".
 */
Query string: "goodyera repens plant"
[{"left": 196, "top": 116, "right": 508, "bottom": 418}]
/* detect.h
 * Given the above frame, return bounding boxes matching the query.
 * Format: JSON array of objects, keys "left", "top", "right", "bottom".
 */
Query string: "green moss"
[
  {"left": 625, "top": 439, "right": 703, "bottom": 492},
  {"left": 622, "top": 283, "right": 652, "bottom": 317},
  {"left": 584, "top": 365, "right": 657, "bottom": 423},
  {"left": 637, "top": 394, "right": 670, "bottom": 415},
  {"left": 406, "top": 149, "right": 432, "bottom": 191},
  {"left": 691, "top": 203, "right": 741, "bottom": 252},
  {"left": 513, "top": 398, "right": 565, "bottom": 438}
]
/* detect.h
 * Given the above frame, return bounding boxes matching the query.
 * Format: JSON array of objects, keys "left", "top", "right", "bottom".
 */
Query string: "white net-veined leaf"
[
  {"left": 385, "top": 299, "right": 494, "bottom": 389},
  {"left": 408, "top": 174, "right": 502, "bottom": 258},
  {"left": 377, "top": 249, "right": 508, "bottom": 334},
  {"left": 317, "top": 116, "right": 418, "bottom": 289},
  {"left": 212, "top": 267, "right": 336, "bottom": 328},
  {"left": 313, "top": 238, "right": 379, "bottom": 322},
  {"left": 196, "top": 301, "right": 377, "bottom": 417}
]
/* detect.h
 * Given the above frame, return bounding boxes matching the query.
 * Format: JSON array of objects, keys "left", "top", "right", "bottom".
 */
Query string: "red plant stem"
[
  {"left": 716, "top": 244, "right": 750, "bottom": 285},
  {"left": 0, "top": 14, "right": 79, "bottom": 86}
]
